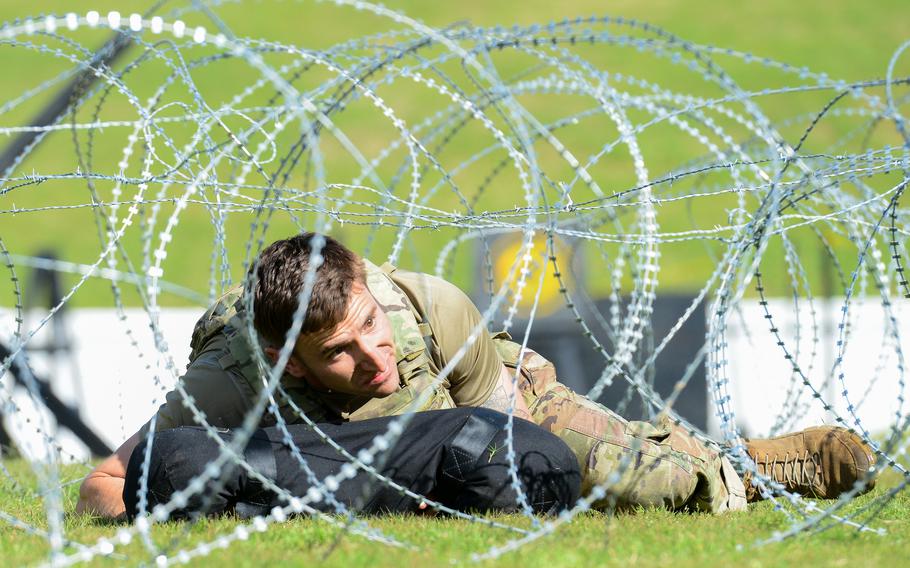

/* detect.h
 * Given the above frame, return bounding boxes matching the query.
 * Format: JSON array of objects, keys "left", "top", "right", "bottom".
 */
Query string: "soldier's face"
[{"left": 287, "top": 282, "right": 400, "bottom": 397}]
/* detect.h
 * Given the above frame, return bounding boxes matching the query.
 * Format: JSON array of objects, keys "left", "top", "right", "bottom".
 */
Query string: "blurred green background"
[{"left": 0, "top": 0, "right": 907, "bottom": 310}]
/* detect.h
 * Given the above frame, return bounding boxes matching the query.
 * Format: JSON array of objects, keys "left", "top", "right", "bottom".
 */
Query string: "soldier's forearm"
[
  {"left": 480, "top": 366, "right": 533, "bottom": 421},
  {"left": 75, "top": 430, "right": 141, "bottom": 519},
  {"left": 76, "top": 474, "right": 127, "bottom": 519}
]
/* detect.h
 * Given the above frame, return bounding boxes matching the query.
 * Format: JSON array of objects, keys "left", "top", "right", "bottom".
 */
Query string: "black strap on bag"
[{"left": 441, "top": 409, "right": 508, "bottom": 482}]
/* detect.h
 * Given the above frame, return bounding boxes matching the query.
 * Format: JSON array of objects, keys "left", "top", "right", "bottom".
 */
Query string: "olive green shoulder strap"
[{"left": 363, "top": 260, "right": 437, "bottom": 383}]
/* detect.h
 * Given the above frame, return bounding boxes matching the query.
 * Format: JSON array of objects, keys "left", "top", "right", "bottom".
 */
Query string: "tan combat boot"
[{"left": 742, "top": 426, "right": 876, "bottom": 502}]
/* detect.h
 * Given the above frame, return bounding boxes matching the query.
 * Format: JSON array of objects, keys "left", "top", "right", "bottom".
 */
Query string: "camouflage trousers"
[{"left": 512, "top": 349, "right": 747, "bottom": 513}]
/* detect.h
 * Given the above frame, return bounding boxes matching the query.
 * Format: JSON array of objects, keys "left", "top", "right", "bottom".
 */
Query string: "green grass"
[
  {"left": 2, "top": 4, "right": 907, "bottom": 564},
  {"left": 1, "top": 459, "right": 908, "bottom": 566},
  {"left": 0, "top": 0, "right": 908, "bottom": 309}
]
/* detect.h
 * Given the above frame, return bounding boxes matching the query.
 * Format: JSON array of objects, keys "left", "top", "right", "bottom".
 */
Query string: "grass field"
[
  {"left": 1, "top": 459, "right": 907, "bottom": 567},
  {"left": 2, "top": 3, "right": 910, "bottom": 566}
]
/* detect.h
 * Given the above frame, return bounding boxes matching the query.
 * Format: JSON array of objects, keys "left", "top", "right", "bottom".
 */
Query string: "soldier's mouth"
[
  {"left": 365, "top": 371, "right": 388, "bottom": 386},
  {"left": 362, "top": 357, "right": 394, "bottom": 389}
]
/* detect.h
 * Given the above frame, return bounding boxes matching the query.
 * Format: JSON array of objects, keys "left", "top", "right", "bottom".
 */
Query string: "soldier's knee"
[{"left": 583, "top": 437, "right": 702, "bottom": 510}]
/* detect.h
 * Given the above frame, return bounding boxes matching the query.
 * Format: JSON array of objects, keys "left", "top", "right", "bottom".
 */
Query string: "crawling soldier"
[{"left": 78, "top": 233, "right": 877, "bottom": 518}]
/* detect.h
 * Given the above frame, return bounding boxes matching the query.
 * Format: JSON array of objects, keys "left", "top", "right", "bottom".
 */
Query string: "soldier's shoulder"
[
  {"left": 389, "top": 269, "right": 476, "bottom": 316},
  {"left": 190, "top": 283, "right": 247, "bottom": 359}
]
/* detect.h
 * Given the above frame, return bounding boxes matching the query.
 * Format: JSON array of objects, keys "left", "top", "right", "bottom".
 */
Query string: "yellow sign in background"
[{"left": 491, "top": 233, "right": 574, "bottom": 318}]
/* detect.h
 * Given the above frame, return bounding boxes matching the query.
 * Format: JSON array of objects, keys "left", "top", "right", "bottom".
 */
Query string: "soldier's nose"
[{"left": 357, "top": 340, "right": 386, "bottom": 372}]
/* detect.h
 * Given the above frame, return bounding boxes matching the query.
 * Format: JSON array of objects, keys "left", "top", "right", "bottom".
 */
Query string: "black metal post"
[{"left": 0, "top": 341, "right": 112, "bottom": 457}]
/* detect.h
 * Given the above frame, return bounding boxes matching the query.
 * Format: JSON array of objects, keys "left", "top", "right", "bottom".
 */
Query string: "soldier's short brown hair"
[{"left": 252, "top": 233, "right": 366, "bottom": 345}]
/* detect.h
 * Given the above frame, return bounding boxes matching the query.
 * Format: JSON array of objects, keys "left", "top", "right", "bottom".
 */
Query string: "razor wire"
[{"left": 0, "top": 2, "right": 907, "bottom": 565}]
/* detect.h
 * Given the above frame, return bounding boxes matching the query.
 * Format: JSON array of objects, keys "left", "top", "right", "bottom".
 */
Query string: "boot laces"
[{"left": 750, "top": 450, "right": 822, "bottom": 492}]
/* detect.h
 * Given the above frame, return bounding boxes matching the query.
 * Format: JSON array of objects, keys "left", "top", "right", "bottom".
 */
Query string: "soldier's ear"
[{"left": 264, "top": 346, "right": 308, "bottom": 379}]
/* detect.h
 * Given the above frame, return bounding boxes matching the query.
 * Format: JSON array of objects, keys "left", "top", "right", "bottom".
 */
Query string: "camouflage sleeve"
[
  {"left": 137, "top": 333, "right": 255, "bottom": 437},
  {"left": 395, "top": 271, "right": 501, "bottom": 407}
]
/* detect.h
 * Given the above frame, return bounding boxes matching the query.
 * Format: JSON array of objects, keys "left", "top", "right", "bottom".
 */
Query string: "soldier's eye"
[{"left": 365, "top": 316, "right": 375, "bottom": 328}]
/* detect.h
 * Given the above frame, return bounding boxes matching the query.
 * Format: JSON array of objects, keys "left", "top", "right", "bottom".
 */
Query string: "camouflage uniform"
[
  {"left": 153, "top": 260, "right": 745, "bottom": 513},
  {"left": 495, "top": 341, "right": 745, "bottom": 512}
]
